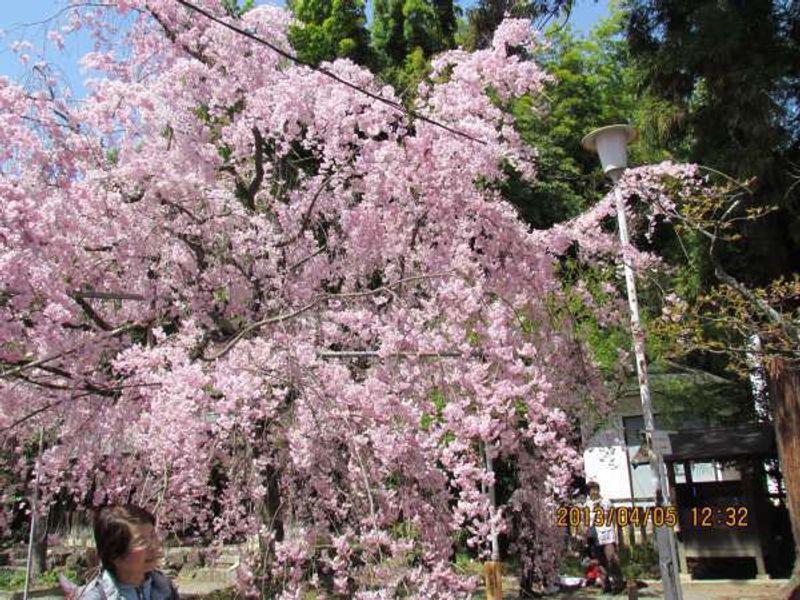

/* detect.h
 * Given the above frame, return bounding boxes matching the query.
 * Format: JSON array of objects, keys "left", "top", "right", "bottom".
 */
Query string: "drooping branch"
[
  {"left": 275, "top": 173, "right": 334, "bottom": 248},
  {"left": 245, "top": 127, "right": 265, "bottom": 210},
  {"left": 317, "top": 350, "right": 462, "bottom": 359},
  {"left": 148, "top": 7, "right": 210, "bottom": 65},
  {"left": 70, "top": 293, "right": 113, "bottom": 331},
  {"left": 0, "top": 382, "right": 162, "bottom": 434},
  {"left": 202, "top": 299, "right": 322, "bottom": 361},
  {"left": 0, "top": 323, "right": 138, "bottom": 380},
  {"left": 203, "top": 271, "right": 459, "bottom": 360},
  {"left": 71, "top": 290, "right": 172, "bottom": 302}
]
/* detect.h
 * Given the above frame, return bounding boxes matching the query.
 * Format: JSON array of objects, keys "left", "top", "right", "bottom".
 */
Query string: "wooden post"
[
  {"left": 483, "top": 446, "right": 502, "bottom": 599},
  {"left": 627, "top": 578, "right": 639, "bottom": 600},
  {"left": 768, "top": 357, "right": 800, "bottom": 583},
  {"left": 484, "top": 560, "right": 503, "bottom": 600}
]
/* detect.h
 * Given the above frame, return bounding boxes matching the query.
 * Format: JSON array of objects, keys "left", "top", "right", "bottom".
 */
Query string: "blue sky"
[{"left": 0, "top": 0, "right": 610, "bottom": 97}]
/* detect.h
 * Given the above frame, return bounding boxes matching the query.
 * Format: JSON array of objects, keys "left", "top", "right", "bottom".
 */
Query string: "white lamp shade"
[{"left": 581, "top": 125, "right": 638, "bottom": 180}]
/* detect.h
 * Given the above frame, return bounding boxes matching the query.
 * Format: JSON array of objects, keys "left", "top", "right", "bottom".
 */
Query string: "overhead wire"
[{"left": 174, "top": 0, "right": 487, "bottom": 145}]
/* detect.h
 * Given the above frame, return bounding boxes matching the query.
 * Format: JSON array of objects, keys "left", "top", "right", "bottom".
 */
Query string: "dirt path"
[{"left": 533, "top": 579, "right": 790, "bottom": 600}]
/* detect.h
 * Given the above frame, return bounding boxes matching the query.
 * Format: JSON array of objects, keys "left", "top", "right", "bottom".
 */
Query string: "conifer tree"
[{"left": 288, "top": 0, "right": 373, "bottom": 65}]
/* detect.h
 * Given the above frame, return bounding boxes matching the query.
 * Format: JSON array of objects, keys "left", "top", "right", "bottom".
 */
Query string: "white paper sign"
[{"left": 651, "top": 430, "right": 672, "bottom": 455}]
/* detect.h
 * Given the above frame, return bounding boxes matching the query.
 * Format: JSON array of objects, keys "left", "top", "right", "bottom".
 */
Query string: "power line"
[{"left": 174, "top": 0, "right": 487, "bottom": 145}]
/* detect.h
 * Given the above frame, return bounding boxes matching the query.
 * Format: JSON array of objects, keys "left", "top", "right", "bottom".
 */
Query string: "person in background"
[
  {"left": 584, "top": 481, "right": 624, "bottom": 593},
  {"left": 583, "top": 557, "right": 607, "bottom": 589},
  {"left": 60, "top": 505, "right": 177, "bottom": 600}
]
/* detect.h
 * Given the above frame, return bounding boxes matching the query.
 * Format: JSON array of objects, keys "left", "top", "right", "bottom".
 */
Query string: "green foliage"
[
  {"left": 192, "top": 587, "right": 238, "bottom": 600},
  {"left": 648, "top": 362, "right": 754, "bottom": 426},
  {"left": 621, "top": 0, "right": 800, "bottom": 417},
  {"left": 0, "top": 569, "right": 27, "bottom": 591},
  {"left": 624, "top": 0, "right": 800, "bottom": 285},
  {"left": 557, "top": 258, "right": 632, "bottom": 378},
  {"left": 501, "top": 10, "right": 669, "bottom": 229},
  {"left": 105, "top": 148, "right": 120, "bottom": 165},
  {"left": 38, "top": 568, "right": 78, "bottom": 586},
  {"left": 419, "top": 387, "right": 446, "bottom": 430},
  {"left": 401, "top": 0, "right": 439, "bottom": 56},
  {"left": 619, "top": 543, "right": 660, "bottom": 580},
  {"left": 372, "top": 0, "right": 407, "bottom": 65},
  {"left": 221, "top": 0, "right": 254, "bottom": 18},
  {"left": 0, "top": 568, "right": 79, "bottom": 591},
  {"left": 288, "top": 0, "right": 373, "bottom": 66},
  {"left": 491, "top": 8, "right": 760, "bottom": 428},
  {"left": 371, "top": 0, "right": 457, "bottom": 96}
]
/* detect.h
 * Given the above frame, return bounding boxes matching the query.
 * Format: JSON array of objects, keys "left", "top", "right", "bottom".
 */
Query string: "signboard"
[{"left": 651, "top": 430, "right": 672, "bottom": 455}]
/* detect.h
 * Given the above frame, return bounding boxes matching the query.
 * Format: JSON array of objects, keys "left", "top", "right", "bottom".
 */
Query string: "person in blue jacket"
[{"left": 62, "top": 505, "right": 178, "bottom": 600}]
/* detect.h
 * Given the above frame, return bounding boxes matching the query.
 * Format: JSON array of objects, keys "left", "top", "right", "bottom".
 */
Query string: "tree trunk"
[
  {"left": 767, "top": 357, "right": 800, "bottom": 585},
  {"left": 29, "top": 509, "right": 48, "bottom": 577}
]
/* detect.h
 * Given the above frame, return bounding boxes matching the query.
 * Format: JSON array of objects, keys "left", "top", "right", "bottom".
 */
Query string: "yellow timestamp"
[
  {"left": 690, "top": 506, "right": 749, "bottom": 528},
  {"left": 556, "top": 505, "right": 678, "bottom": 528}
]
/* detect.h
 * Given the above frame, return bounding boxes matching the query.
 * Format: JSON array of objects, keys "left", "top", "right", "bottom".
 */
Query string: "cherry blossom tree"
[{"left": 0, "top": 3, "right": 657, "bottom": 596}]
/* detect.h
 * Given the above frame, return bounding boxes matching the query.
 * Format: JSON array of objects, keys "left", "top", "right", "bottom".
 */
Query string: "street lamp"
[{"left": 582, "top": 124, "right": 684, "bottom": 600}]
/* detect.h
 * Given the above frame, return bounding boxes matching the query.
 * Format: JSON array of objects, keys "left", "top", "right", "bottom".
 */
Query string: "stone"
[{"left": 183, "top": 549, "right": 205, "bottom": 570}]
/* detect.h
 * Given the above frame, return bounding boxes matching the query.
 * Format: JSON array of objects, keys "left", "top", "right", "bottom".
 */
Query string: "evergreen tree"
[
  {"left": 624, "top": 0, "right": 800, "bottom": 283},
  {"left": 623, "top": 0, "right": 800, "bottom": 578},
  {"left": 372, "top": 0, "right": 407, "bottom": 65},
  {"left": 371, "top": 0, "right": 458, "bottom": 95},
  {"left": 287, "top": 0, "right": 373, "bottom": 66},
  {"left": 502, "top": 11, "right": 659, "bottom": 228}
]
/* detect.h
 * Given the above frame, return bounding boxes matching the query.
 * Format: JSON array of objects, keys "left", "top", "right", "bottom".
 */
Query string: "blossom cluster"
[{"left": 0, "top": 4, "right": 674, "bottom": 595}]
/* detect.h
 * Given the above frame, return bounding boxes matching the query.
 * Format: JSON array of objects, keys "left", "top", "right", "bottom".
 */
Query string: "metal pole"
[
  {"left": 612, "top": 184, "right": 683, "bottom": 600},
  {"left": 23, "top": 426, "right": 45, "bottom": 600}
]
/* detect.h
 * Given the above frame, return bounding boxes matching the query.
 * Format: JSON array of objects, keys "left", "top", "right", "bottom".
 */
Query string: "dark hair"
[
  {"left": 586, "top": 481, "right": 600, "bottom": 491},
  {"left": 94, "top": 505, "right": 156, "bottom": 574}
]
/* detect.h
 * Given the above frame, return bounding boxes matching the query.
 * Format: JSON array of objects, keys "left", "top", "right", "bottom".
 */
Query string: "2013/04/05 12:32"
[{"left": 555, "top": 505, "right": 750, "bottom": 529}]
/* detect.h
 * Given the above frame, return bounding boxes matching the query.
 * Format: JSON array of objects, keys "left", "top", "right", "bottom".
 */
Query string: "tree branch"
[
  {"left": 0, "top": 323, "right": 137, "bottom": 380},
  {"left": 70, "top": 294, "right": 112, "bottom": 331},
  {"left": 275, "top": 173, "right": 334, "bottom": 248},
  {"left": 244, "top": 126, "right": 265, "bottom": 211},
  {"left": 202, "top": 299, "right": 321, "bottom": 361},
  {"left": 317, "top": 350, "right": 461, "bottom": 359},
  {"left": 149, "top": 7, "right": 210, "bottom": 65}
]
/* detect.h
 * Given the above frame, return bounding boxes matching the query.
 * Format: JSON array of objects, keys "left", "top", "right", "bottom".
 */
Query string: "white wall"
[{"left": 583, "top": 418, "right": 634, "bottom": 501}]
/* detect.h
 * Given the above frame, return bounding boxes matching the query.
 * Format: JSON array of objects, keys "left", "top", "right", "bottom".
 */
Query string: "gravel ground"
[
  {"left": 2, "top": 577, "right": 790, "bottom": 599},
  {"left": 536, "top": 579, "right": 791, "bottom": 600}
]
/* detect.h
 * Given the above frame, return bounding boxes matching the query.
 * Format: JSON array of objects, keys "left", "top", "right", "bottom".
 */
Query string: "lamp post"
[{"left": 582, "top": 125, "right": 684, "bottom": 600}]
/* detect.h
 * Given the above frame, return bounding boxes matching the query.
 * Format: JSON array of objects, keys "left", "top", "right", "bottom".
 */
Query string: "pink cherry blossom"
[{"left": 0, "top": 5, "right": 699, "bottom": 595}]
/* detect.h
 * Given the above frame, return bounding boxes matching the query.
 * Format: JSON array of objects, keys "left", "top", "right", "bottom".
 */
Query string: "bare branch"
[
  {"left": 244, "top": 127, "right": 265, "bottom": 211},
  {"left": 289, "top": 245, "right": 326, "bottom": 272},
  {"left": 712, "top": 261, "right": 800, "bottom": 348},
  {"left": 71, "top": 290, "right": 171, "bottom": 301},
  {"left": 0, "top": 382, "right": 162, "bottom": 434}
]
